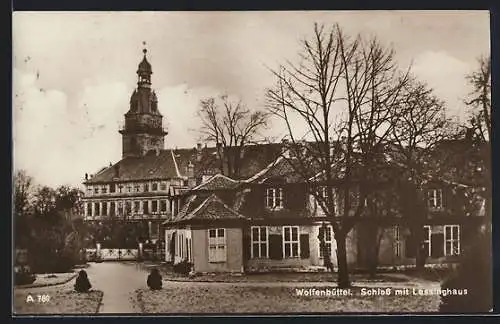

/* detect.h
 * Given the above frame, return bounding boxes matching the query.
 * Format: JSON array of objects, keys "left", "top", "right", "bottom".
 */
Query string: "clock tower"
[{"left": 120, "top": 48, "right": 168, "bottom": 158}]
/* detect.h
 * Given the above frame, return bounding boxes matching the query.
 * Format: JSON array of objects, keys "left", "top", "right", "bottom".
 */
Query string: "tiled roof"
[
  {"left": 85, "top": 150, "right": 180, "bottom": 184},
  {"left": 244, "top": 156, "right": 308, "bottom": 184},
  {"left": 191, "top": 174, "right": 240, "bottom": 191},
  {"left": 165, "top": 194, "right": 248, "bottom": 224},
  {"left": 85, "top": 143, "right": 283, "bottom": 184}
]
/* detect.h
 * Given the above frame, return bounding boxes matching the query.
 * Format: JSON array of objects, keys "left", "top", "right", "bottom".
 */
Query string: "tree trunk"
[{"left": 335, "top": 231, "right": 350, "bottom": 288}]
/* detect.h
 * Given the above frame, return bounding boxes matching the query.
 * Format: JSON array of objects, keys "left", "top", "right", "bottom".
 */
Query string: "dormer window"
[
  {"left": 427, "top": 189, "right": 443, "bottom": 209},
  {"left": 134, "top": 184, "right": 141, "bottom": 192},
  {"left": 266, "top": 187, "right": 283, "bottom": 209},
  {"left": 94, "top": 187, "right": 99, "bottom": 194},
  {"left": 144, "top": 183, "right": 149, "bottom": 192},
  {"left": 152, "top": 183, "right": 158, "bottom": 191},
  {"left": 109, "top": 184, "right": 116, "bottom": 193},
  {"left": 160, "top": 182, "right": 167, "bottom": 191},
  {"left": 101, "top": 186, "right": 107, "bottom": 194},
  {"left": 126, "top": 185, "right": 132, "bottom": 193}
]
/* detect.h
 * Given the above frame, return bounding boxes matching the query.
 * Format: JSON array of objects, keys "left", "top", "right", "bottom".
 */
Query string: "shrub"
[
  {"left": 15, "top": 266, "right": 36, "bottom": 285},
  {"left": 439, "top": 229, "right": 492, "bottom": 313},
  {"left": 173, "top": 260, "right": 192, "bottom": 275}
]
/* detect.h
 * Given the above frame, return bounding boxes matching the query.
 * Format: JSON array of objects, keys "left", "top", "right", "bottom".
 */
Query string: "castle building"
[{"left": 81, "top": 49, "right": 281, "bottom": 247}]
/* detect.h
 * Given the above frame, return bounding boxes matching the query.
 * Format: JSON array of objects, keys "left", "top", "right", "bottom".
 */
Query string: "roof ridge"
[
  {"left": 243, "top": 155, "right": 284, "bottom": 183},
  {"left": 191, "top": 173, "right": 238, "bottom": 191},
  {"left": 185, "top": 194, "right": 214, "bottom": 219},
  {"left": 170, "top": 149, "right": 182, "bottom": 178}
]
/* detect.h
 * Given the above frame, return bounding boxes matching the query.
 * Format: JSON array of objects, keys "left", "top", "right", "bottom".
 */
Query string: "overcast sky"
[{"left": 12, "top": 11, "right": 490, "bottom": 188}]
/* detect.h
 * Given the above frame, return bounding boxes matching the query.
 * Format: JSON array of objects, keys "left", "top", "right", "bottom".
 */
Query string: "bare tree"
[
  {"left": 266, "top": 23, "right": 410, "bottom": 288},
  {"left": 463, "top": 55, "right": 491, "bottom": 229},
  {"left": 14, "top": 170, "right": 35, "bottom": 248},
  {"left": 465, "top": 55, "right": 491, "bottom": 142},
  {"left": 389, "top": 78, "right": 455, "bottom": 268},
  {"left": 198, "top": 95, "right": 269, "bottom": 178}
]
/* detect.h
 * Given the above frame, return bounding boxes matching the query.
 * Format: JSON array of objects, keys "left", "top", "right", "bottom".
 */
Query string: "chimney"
[
  {"left": 187, "top": 161, "right": 195, "bottom": 178},
  {"left": 114, "top": 164, "right": 120, "bottom": 178},
  {"left": 196, "top": 143, "right": 203, "bottom": 162}
]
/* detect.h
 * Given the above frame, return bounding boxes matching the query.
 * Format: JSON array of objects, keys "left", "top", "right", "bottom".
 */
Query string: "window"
[
  {"left": 94, "top": 187, "right": 99, "bottom": 194},
  {"left": 102, "top": 202, "right": 108, "bottom": 216},
  {"left": 125, "top": 201, "right": 131, "bottom": 215},
  {"left": 266, "top": 188, "right": 283, "bottom": 209},
  {"left": 94, "top": 202, "right": 100, "bottom": 215},
  {"left": 319, "top": 225, "right": 333, "bottom": 258},
  {"left": 187, "top": 238, "right": 193, "bottom": 262},
  {"left": 143, "top": 201, "right": 149, "bottom": 214},
  {"left": 117, "top": 201, "right": 123, "bottom": 216},
  {"left": 87, "top": 186, "right": 93, "bottom": 195},
  {"left": 118, "top": 185, "right": 123, "bottom": 193},
  {"left": 160, "top": 182, "right": 167, "bottom": 191},
  {"left": 283, "top": 226, "right": 300, "bottom": 258},
  {"left": 126, "top": 185, "right": 132, "bottom": 193},
  {"left": 109, "top": 202, "right": 115, "bottom": 217},
  {"left": 109, "top": 184, "right": 116, "bottom": 193},
  {"left": 423, "top": 225, "right": 431, "bottom": 257},
  {"left": 317, "top": 186, "right": 339, "bottom": 215},
  {"left": 152, "top": 200, "right": 158, "bottom": 213},
  {"left": 102, "top": 186, "right": 108, "bottom": 194},
  {"left": 134, "top": 184, "right": 141, "bottom": 192},
  {"left": 144, "top": 183, "right": 149, "bottom": 192},
  {"left": 251, "top": 226, "right": 268, "bottom": 258},
  {"left": 134, "top": 201, "right": 141, "bottom": 214},
  {"left": 160, "top": 200, "right": 167, "bottom": 212},
  {"left": 394, "top": 226, "right": 401, "bottom": 257},
  {"left": 428, "top": 189, "right": 443, "bottom": 209},
  {"left": 208, "top": 228, "right": 226, "bottom": 262},
  {"left": 152, "top": 183, "right": 158, "bottom": 191},
  {"left": 86, "top": 203, "right": 92, "bottom": 216},
  {"left": 444, "top": 225, "right": 460, "bottom": 256}
]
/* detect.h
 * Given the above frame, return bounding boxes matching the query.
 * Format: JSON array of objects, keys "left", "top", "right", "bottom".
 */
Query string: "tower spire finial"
[{"left": 142, "top": 41, "right": 147, "bottom": 56}]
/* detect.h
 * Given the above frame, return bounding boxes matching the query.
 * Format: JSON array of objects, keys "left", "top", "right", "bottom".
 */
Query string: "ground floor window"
[
  {"left": 444, "top": 225, "right": 460, "bottom": 256},
  {"left": 283, "top": 226, "right": 300, "bottom": 258},
  {"left": 208, "top": 228, "right": 226, "bottom": 262},
  {"left": 187, "top": 237, "right": 193, "bottom": 262},
  {"left": 394, "top": 225, "right": 402, "bottom": 257},
  {"left": 251, "top": 226, "right": 268, "bottom": 258},
  {"left": 319, "top": 225, "right": 334, "bottom": 259},
  {"left": 109, "top": 202, "right": 115, "bottom": 217},
  {"left": 423, "top": 225, "right": 431, "bottom": 257}
]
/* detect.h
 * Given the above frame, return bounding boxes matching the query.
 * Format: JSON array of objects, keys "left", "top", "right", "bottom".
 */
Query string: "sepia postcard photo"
[{"left": 12, "top": 10, "right": 492, "bottom": 315}]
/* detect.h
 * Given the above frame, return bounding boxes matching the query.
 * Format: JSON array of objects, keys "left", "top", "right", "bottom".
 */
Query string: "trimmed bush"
[
  {"left": 439, "top": 229, "right": 492, "bottom": 313},
  {"left": 15, "top": 266, "right": 36, "bottom": 285}
]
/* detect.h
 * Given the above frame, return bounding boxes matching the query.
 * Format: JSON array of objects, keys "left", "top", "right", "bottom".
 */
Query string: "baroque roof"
[
  {"left": 164, "top": 194, "right": 248, "bottom": 225},
  {"left": 85, "top": 143, "right": 283, "bottom": 184},
  {"left": 191, "top": 174, "right": 240, "bottom": 191}
]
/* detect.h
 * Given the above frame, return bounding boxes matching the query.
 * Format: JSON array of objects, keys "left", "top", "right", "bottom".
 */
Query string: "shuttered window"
[{"left": 251, "top": 226, "right": 268, "bottom": 258}]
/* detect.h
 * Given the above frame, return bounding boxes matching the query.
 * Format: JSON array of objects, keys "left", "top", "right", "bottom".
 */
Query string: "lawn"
[
  {"left": 16, "top": 273, "right": 77, "bottom": 288},
  {"left": 151, "top": 265, "right": 410, "bottom": 283},
  {"left": 13, "top": 289, "right": 103, "bottom": 314},
  {"left": 136, "top": 284, "right": 441, "bottom": 313}
]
